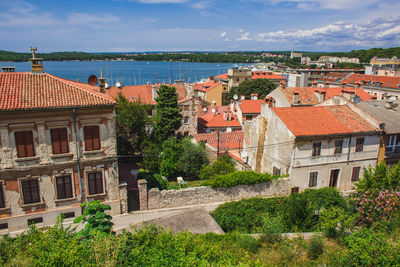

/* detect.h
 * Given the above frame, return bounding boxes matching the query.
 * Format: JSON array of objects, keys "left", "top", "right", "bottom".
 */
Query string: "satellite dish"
[
  {"left": 233, "top": 95, "right": 238, "bottom": 100},
  {"left": 226, "top": 127, "right": 232, "bottom": 133},
  {"left": 88, "top": 75, "right": 98, "bottom": 86},
  {"left": 105, "top": 82, "right": 110, "bottom": 89},
  {"left": 116, "top": 81, "right": 123, "bottom": 88},
  {"left": 211, "top": 108, "right": 216, "bottom": 113},
  {"left": 202, "top": 107, "right": 207, "bottom": 112}
]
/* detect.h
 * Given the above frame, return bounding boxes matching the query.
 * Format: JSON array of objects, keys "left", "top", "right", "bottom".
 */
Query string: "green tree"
[
  {"left": 227, "top": 79, "right": 277, "bottom": 103},
  {"left": 176, "top": 138, "right": 209, "bottom": 179},
  {"left": 115, "top": 94, "right": 152, "bottom": 156},
  {"left": 356, "top": 161, "right": 400, "bottom": 191},
  {"left": 199, "top": 154, "right": 236, "bottom": 180},
  {"left": 153, "top": 85, "right": 182, "bottom": 143},
  {"left": 73, "top": 201, "right": 113, "bottom": 238},
  {"left": 160, "top": 137, "right": 181, "bottom": 180}
]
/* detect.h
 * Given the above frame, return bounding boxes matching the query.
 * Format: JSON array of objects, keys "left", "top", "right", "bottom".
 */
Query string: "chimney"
[
  {"left": 208, "top": 76, "right": 214, "bottom": 81},
  {"left": 99, "top": 69, "right": 106, "bottom": 93},
  {"left": 29, "top": 47, "right": 44, "bottom": 73},
  {"left": 240, "top": 95, "right": 246, "bottom": 100},
  {"left": 324, "top": 81, "right": 330, "bottom": 89},
  {"left": 152, "top": 85, "right": 158, "bottom": 101},
  {"left": 223, "top": 111, "right": 228, "bottom": 121},
  {"left": 227, "top": 111, "right": 232, "bottom": 121},
  {"left": 264, "top": 96, "right": 275, "bottom": 107},
  {"left": 292, "top": 91, "right": 299, "bottom": 105},
  {"left": 320, "top": 91, "right": 326, "bottom": 102},
  {"left": 280, "top": 81, "right": 286, "bottom": 88},
  {"left": 174, "top": 80, "right": 184, "bottom": 86},
  {"left": 251, "top": 93, "right": 258, "bottom": 100},
  {"left": 312, "top": 81, "right": 318, "bottom": 88},
  {"left": 341, "top": 82, "right": 346, "bottom": 89}
]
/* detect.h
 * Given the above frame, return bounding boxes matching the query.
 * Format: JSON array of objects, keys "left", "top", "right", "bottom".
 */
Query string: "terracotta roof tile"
[
  {"left": 198, "top": 112, "right": 241, "bottom": 128},
  {"left": 194, "top": 81, "right": 221, "bottom": 92},
  {"left": 0, "top": 72, "right": 115, "bottom": 111},
  {"left": 194, "top": 131, "right": 243, "bottom": 149},
  {"left": 272, "top": 105, "right": 379, "bottom": 136},
  {"left": 343, "top": 74, "right": 400, "bottom": 89},
  {"left": 239, "top": 99, "right": 265, "bottom": 114},
  {"left": 215, "top": 73, "right": 228, "bottom": 79},
  {"left": 251, "top": 71, "right": 287, "bottom": 80}
]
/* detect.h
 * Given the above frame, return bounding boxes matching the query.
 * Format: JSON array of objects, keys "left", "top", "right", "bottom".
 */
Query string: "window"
[
  {"left": 14, "top": 131, "right": 35, "bottom": 158},
  {"left": 56, "top": 175, "right": 73, "bottom": 199},
  {"left": 21, "top": 179, "right": 40, "bottom": 204},
  {"left": 351, "top": 167, "right": 361, "bottom": 181},
  {"left": 273, "top": 167, "right": 281, "bottom": 176},
  {"left": 309, "top": 172, "right": 318, "bottom": 187},
  {"left": 84, "top": 126, "right": 100, "bottom": 151},
  {"left": 312, "top": 142, "right": 321, "bottom": 157},
  {"left": 245, "top": 115, "right": 253, "bottom": 120},
  {"left": 51, "top": 128, "right": 69, "bottom": 154},
  {"left": 386, "top": 135, "right": 396, "bottom": 153},
  {"left": 87, "top": 172, "right": 103, "bottom": 195},
  {"left": 355, "top": 138, "right": 364, "bottom": 152},
  {"left": 183, "top": 117, "right": 189, "bottom": 125},
  {"left": 0, "top": 183, "right": 5, "bottom": 208},
  {"left": 334, "top": 140, "right": 343, "bottom": 154},
  {"left": 236, "top": 78, "right": 240, "bottom": 82}
]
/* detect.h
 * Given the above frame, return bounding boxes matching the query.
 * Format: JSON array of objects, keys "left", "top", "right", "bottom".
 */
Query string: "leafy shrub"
[
  {"left": 307, "top": 235, "right": 324, "bottom": 260},
  {"left": 73, "top": 201, "right": 113, "bottom": 238},
  {"left": 176, "top": 138, "right": 209, "bottom": 180},
  {"left": 204, "top": 170, "right": 278, "bottom": 188},
  {"left": 259, "top": 212, "right": 285, "bottom": 243},
  {"left": 160, "top": 137, "right": 181, "bottom": 180},
  {"left": 199, "top": 155, "right": 236, "bottom": 180},
  {"left": 357, "top": 161, "right": 400, "bottom": 192},
  {"left": 303, "top": 187, "right": 347, "bottom": 211},
  {"left": 211, "top": 197, "right": 286, "bottom": 233},
  {"left": 235, "top": 234, "right": 259, "bottom": 253},
  {"left": 343, "top": 228, "right": 396, "bottom": 266},
  {"left": 318, "top": 206, "right": 355, "bottom": 238},
  {"left": 282, "top": 192, "right": 317, "bottom": 232},
  {"left": 137, "top": 170, "right": 167, "bottom": 190},
  {"left": 353, "top": 188, "right": 400, "bottom": 225}
]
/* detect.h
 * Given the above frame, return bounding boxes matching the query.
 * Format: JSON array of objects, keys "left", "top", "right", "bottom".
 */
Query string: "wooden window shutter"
[
  {"left": 31, "top": 180, "right": 40, "bottom": 203},
  {"left": 95, "top": 172, "right": 103, "bottom": 194},
  {"left": 64, "top": 176, "right": 72, "bottom": 198},
  {"left": 56, "top": 177, "right": 66, "bottom": 199},
  {"left": 22, "top": 181, "right": 32, "bottom": 204},
  {"left": 88, "top": 173, "right": 96, "bottom": 195},
  {"left": 15, "top": 132, "right": 26, "bottom": 158},
  {"left": 24, "top": 131, "right": 35, "bottom": 157},
  {"left": 51, "top": 129, "right": 61, "bottom": 154},
  {"left": 0, "top": 184, "right": 5, "bottom": 208},
  {"left": 93, "top": 126, "right": 100, "bottom": 150},
  {"left": 84, "top": 127, "right": 93, "bottom": 151},
  {"left": 60, "top": 129, "right": 69, "bottom": 153}
]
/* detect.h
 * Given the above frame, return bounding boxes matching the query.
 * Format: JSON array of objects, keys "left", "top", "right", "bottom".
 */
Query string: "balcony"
[{"left": 292, "top": 150, "right": 378, "bottom": 167}]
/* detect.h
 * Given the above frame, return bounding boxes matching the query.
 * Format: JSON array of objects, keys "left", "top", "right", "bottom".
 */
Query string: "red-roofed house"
[
  {"left": 226, "top": 68, "right": 287, "bottom": 89},
  {"left": 342, "top": 73, "right": 400, "bottom": 100},
  {"left": 198, "top": 107, "right": 242, "bottom": 133},
  {"left": 231, "top": 94, "right": 267, "bottom": 124},
  {"left": 243, "top": 102, "right": 381, "bottom": 191},
  {"left": 194, "top": 79, "right": 225, "bottom": 106},
  {"left": 268, "top": 84, "right": 372, "bottom": 107},
  {"left": 0, "top": 54, "right": 126, "bottom": 233}
]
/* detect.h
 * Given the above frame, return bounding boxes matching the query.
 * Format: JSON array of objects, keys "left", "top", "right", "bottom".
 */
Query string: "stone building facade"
[{"left": 0, "top": 69, "right": 126, "bottom": 233}]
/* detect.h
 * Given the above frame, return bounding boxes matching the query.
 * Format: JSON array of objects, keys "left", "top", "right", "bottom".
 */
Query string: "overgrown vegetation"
[
  {"left": 203, "top": 170, "right": 281, "bottom": 188},
  {"left": 199, "top": 154, "right": 236, "bottom": 180},
  {"left": 226, "top": 78, "right": 277, "bottom": 104}
]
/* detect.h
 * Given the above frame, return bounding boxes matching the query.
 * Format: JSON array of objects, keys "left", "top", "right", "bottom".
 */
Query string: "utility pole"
[{"left": 217, "top": 130, "right": 220, "bottom": 158}]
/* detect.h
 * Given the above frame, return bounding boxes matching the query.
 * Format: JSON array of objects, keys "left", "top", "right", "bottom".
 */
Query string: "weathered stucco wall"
[{"left": 147, "top": 178, "right": 290, "bottom": 210}]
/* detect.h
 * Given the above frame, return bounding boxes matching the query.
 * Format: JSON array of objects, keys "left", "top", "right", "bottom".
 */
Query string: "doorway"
[{"left": 329, "top": 169, "right": 340, "bottom": 188}]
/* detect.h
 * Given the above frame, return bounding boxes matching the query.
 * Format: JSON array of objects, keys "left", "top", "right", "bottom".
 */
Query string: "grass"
[{"left": 166, "top": 180, "right": 206, "bottom": 190}]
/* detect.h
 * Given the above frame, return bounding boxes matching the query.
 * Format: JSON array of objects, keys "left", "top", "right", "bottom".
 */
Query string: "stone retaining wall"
[{"left": 145, "top": 178, "right": 290, "bottom": 210}]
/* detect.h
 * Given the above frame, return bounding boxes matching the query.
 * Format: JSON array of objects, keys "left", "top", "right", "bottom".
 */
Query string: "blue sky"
[{"left": 1, "top": 0, "right": 399, "bottom": 52}]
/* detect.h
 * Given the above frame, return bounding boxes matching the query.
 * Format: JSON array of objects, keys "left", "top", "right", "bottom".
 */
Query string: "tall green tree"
[
  {"left": 153, "top": 85, "right": 182, "bottom": 143},
  {"left": 227, "top": 79, "right": 277, "bottom": 103},
  {"left": 115, "top": 94, "right": 152, "bottom": 157}
]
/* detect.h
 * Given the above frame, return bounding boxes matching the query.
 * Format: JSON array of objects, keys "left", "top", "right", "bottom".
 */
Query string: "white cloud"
[
  {"left": 237, "top": 32, "right": 252, "bottom": 41},
  {"left": 265, "top": 0, "right": 380, "bottom": 10},
  {"left": 220, "top": 32, "right": 226, "bottom": 37}
]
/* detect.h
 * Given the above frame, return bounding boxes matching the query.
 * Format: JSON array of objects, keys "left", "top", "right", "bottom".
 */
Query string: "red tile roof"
[
  {"left": 320, "top": 72, "right": 350, "bottom": 82},
  {"left": 194, "top": 131, "right": 243, "bottom": 149},
  {"left": 343, "top": 74, "right": 400, "bottom": 89},
  {"left": 272, "top": 105, "right": 379, "bottom": 137},
  {"left": 279, "top": 86, "right": 372, "bottom": 105},
  {"left": 239, "top": 99, "right": 265, "bottom": 114},
  {"left": 0, "top": 72, "right": 115, "bottom": 111},
  {"left": 194, "top": 81, "right": 221, "bottom": 92},
  {"left": 215, "top": 73, "right": 228, "bottom": 79},
  {"left": 104, "top": 83, "right": 188, "bottom": 105},
  {"left": 198, "top": 112, "right": 241, "bottom": 128},
  {"left": 251, "top": 71, "right": 287, "bottom": 80}
]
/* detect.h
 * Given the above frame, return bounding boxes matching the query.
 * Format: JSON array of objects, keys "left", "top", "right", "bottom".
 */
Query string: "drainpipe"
[
  {"left": 73, "top": 107, "right": 84, "bottom": 202},
  {"left": 347, "top": 135, "right": 352, "bottom": 164}
]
